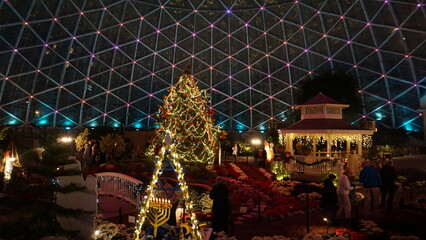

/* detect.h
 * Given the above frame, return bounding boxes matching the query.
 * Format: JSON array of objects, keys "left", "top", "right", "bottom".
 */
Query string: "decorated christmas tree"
[{"left": 153, "top": 72, "right": 220, "bottom": 165}]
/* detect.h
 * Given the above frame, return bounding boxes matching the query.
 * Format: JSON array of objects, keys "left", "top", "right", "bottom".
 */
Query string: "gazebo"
[{"left": 278, "top": 93, "right": 375, "bottom": 176}]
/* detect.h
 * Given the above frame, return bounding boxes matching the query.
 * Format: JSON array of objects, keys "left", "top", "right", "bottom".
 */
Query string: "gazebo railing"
[
  {"left": 95, "top": 172, "right": 143, "bottom": 207},
  {"left": 285, "top": 155, "right": 344, "bottom": 176}
]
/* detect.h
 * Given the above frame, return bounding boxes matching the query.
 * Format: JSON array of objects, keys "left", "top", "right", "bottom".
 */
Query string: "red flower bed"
[
  {"left": 335, "top": 228, "right": 366, "bottom": 240},
  {"left": 214, "top": 164, "right": 319, "bottom": 218}
]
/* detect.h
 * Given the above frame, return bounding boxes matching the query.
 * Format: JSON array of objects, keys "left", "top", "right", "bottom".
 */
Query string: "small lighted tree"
[
  {"left": 100, "top": 133, "right": 125, "bottom": 162},
  {"left": 74, "top": 128, "right": 89, "bottom": 152},
  {"left": 152, "top": 73, "right": 220, "bottom": 164}
]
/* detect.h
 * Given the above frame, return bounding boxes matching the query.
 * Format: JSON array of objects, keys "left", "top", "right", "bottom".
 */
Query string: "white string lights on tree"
[
  {"left": 362, "top": 135, "right": 373, "bottom": 148},
  {"left": 154, "top": 73, "right": 220, "bottom": 164}
]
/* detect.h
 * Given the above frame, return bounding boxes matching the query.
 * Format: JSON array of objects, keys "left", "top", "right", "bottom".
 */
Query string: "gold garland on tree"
[{"left": 152, "top": 73, "right": 220, "bottom": 164}]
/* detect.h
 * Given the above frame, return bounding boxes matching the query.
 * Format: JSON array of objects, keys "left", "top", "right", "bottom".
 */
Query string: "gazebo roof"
[
  {"left": 281, "top": 118, "right": 360, "bottom": 130},
  {"left": 303, "top": 92, "right": 341, "bottom": 105},
  {"left": 280, "top": 118, "right": 373, "bottom": 134},
  {"left": 297, "top": 93, "right": 349, "bottom": 109}
]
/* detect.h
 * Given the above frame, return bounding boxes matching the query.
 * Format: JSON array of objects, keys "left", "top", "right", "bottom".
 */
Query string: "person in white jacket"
[{"left": 336, "top": 167, "right": 354, "bottom": 222}]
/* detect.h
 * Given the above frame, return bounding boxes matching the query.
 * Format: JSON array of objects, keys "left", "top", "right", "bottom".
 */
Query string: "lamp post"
[{"left": 323, "top": 217, "right": 329, "bottom": 235}]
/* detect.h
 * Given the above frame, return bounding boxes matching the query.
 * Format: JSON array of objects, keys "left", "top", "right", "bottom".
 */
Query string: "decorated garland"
[{"left": 292, "top": 158, "right": 340, "bottom": 167}]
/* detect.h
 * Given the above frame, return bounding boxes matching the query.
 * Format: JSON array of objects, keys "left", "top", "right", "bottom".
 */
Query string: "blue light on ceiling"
[
  {"left": 7, "top": 119, "right": 17, "bottom": 125},
  {"left": 38, "top": 119, "right": 48, "bottom": 125}
]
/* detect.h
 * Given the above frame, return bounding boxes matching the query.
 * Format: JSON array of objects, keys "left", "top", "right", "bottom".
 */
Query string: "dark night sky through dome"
[{"left": 0, "top": 0, "right": 424, "bottom": 131}]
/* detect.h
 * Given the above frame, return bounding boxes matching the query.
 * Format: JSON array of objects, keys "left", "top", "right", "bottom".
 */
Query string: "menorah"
[{"left": 146, "top": 197, "right": 172, "bottom": 237}]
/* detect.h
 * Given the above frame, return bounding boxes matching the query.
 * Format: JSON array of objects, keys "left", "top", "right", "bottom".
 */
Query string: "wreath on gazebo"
[{"left": 296, "top": 142, "right": 312, "bottom": 156}]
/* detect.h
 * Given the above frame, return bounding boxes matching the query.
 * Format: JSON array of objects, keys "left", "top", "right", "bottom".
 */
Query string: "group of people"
[
  {"left": 83, "top": 140, "right": 101, "bottom": 167},
  {"left": 321, "top": 160, "right": 398, "bottom": 225}
]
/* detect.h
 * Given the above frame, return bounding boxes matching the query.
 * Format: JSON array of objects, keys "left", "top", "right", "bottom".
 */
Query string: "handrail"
[{"left": 95, "top": 172, "right": 143, "bottom": 207}]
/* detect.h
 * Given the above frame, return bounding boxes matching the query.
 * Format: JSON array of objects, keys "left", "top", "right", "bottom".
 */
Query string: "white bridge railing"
[{"left": 95, "top": 172, "right": 143, "bottom": 207}]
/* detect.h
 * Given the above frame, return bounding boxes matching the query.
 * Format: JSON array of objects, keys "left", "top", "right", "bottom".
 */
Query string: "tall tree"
[
  {"left": 151, "top": 73, "right": 220, "bottom": 164},
  {"left": 297, "top": 71, "right": 362, "bottom": 122},
  {"left": 0, "top": 143, "right": 89, "bottom": 239}
]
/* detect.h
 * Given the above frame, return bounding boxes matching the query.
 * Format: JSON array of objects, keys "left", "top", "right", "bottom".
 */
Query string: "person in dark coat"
[
  {"left": 379, "top": 160, "right": 398, "bottom": 210},
  {"left": 320, "top": 174, "right": 338, "bottom": 224},
  {"left": 260, "top": 148, "right": 267, "bottom": 169},
  {"left": 209, "top": 180, "right": 230, "bottom": 233}
]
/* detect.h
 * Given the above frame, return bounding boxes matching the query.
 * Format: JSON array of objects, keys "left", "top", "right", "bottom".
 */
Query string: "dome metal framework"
[{"left": 0, "top": 0, "right": 425, "bottom": 131}]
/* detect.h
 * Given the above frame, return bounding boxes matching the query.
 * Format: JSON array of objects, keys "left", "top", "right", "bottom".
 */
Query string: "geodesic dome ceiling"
[{"left": 0, "top": 0, "right": 425, "bottom": 131}]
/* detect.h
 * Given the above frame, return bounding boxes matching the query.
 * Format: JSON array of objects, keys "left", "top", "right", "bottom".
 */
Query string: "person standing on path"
[
  {"left": 359, "top": 161, "right": 382, "bottom": 215},
  {"left": 321, "top": 174, "right": 338, "bottom": 225},
  {"left": 379, "top": 160, "right": 397, "bottom": 211},
  {"left": 337, "top": 168, "right": 354, "bottom": 224}
]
